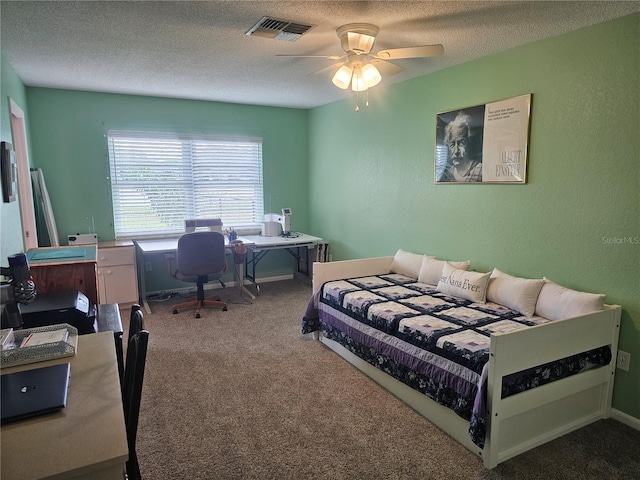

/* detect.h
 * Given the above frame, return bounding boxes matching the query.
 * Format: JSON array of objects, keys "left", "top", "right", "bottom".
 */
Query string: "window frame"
[{"left": 107, "top": 131, "right": 264, "bottom": 239}]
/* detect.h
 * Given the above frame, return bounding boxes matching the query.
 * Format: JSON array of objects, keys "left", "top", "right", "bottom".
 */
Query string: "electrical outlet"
[
  {"left": 145, "top": 261, "right": 152, "bottom": 272},
  {"left": 616, "top": 350, "right": 631, "bottom": 372}
]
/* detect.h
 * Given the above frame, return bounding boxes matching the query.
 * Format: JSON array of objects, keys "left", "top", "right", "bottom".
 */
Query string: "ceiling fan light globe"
[
  {"left": 361, "top": 63, "right": 382, "bottom": 88},
  {"left": 332, "top": 65, "right": 353, "bottom": 89},
  {"left": 351, "top": 68, "right": 367, "bottom": 92}
]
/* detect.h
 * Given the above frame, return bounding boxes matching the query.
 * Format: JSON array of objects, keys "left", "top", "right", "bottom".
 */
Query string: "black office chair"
[
  {"left": 122, "top": 330, "right": 149, "bottom": 480},
  {"left": 116, "top": 304, "right": 145, "bottom": 390},
  {"left": 169, "top": 231, "right": 228, "bottom": 318}
]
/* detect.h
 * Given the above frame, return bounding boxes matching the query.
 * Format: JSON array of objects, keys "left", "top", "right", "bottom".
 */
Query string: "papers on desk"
[{"left": 20, "top": 328, "right": 69, "bottom": 348}]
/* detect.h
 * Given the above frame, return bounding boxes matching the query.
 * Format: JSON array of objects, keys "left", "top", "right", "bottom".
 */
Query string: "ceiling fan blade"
[
  {"left": 308, "top": 62, "right": 344, "bottom": 76},
  {"left": 276, "top": 54, "right": 345, "bottom": 60},
  {"left": 369, "top": 59, "right": 405, "bottom": 76},
  {"left": 374, "top": 44, "right": 444, "bottom": 60}
]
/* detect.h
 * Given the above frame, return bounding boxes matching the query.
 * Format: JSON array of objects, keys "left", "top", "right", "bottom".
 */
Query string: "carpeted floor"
[{"left": 132, "top": 279, "right": 640, "bottom": 479}]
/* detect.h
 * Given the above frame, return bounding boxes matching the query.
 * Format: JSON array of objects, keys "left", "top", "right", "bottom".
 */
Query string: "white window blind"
[{"left": 107, "top": 131, "right": 263, "bottom": 238}]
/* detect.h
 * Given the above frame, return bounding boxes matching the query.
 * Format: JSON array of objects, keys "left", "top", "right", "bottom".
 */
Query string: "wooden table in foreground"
[{"left": 1, "top": 331, "right": 128, "bottom": 480}]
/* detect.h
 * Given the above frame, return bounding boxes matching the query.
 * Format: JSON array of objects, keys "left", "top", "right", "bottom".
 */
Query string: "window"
[{"left": 107, "top": 131, "right": 263, "bottom": 238}]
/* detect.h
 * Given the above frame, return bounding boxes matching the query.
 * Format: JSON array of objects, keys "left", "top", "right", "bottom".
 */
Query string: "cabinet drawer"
[
  {"left": 97, "top": 246, "right": 135, "bottom": 267},
  {"left": 98, "top": 265, "right": 138, "bottom": 304}
]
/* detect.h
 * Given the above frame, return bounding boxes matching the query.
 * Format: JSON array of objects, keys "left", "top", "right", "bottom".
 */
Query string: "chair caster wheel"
[
  {"left": 223, "top": 306, "right": 228, "bottom": 311},
  {"left": 173, "top": 309, "right": 178, "bottom": 314},
  {"left": 196, "top": 313, "right": 201, "bottom": 318}
]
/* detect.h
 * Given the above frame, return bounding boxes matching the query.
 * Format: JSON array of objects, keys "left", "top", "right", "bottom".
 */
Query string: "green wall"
[
  {"left": 24, "top": 89, "right": 309, "bottom": 285},
  {"left": 308, "top": 14, "right": 639, "bottom": 419},
  {"left": 25, "top": 89, "right": 309, "bottom": 241},
  {"left": 0, "top": 55, "right": 29, "bottom": 260}
]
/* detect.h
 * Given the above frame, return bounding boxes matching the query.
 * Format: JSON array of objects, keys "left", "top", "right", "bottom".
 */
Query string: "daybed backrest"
[{"left": 320, "top": 248, "right": 607, "bottom": 321}]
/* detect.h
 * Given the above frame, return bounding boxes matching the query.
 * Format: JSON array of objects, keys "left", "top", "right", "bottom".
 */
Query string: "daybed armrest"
[
  {"left": 489, "top": 304, "right": 621, "bottom": 377},
  {"left": 313, "top": 256, "right": 394, "bottom": 291}
]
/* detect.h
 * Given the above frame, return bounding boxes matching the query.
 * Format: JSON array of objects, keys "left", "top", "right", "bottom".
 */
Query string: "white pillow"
[
  {"left": 389, "top": 249, "right": 434, "bottom": 279},
  {"left": 418, "top": 257, "right": 470, "bottom": 285},
  {"left": 486, "top": 268, "right": 544, "bottom": 317},
  {"left": 437, "top": 263, "right": 491, "bottom": 303},
  {"left": 535, "top": 278, "right": 606, "bottom": 321}
]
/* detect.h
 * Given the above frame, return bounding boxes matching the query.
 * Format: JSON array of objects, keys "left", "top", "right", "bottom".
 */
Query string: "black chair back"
[
  {"left": 115, "top": 331, "right": 125, "bottom": 390},
  {"left": 122, "top": 330, "right": 149, "bottom": 480},
  {"left": 116, "top": 304, "right": 145, "bottom": 390},
  {"left": 128, "top": 304, "right": 145, "bottom": 345}
]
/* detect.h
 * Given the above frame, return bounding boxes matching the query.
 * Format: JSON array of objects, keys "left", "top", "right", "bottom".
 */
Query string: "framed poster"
[
  {"left": 435, "top": 94, "right": 532, "bottom": 184},
  {"left": 1, "top": 141, "right": 17, "bottom": 202}
]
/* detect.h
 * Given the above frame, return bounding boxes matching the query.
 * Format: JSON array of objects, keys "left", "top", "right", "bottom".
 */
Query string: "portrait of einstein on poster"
[{"left": 435, "top": 94, "right": 531, "bottom": 184}]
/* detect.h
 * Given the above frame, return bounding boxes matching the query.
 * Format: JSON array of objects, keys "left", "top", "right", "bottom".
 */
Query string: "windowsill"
[{"left": 116, "top": 227, "right": 262, "bottom": 242}]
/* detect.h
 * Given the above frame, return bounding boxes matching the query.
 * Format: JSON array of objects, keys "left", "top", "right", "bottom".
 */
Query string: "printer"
[{"left": 18, "top": 291, "right": 96, "bottom": 334}]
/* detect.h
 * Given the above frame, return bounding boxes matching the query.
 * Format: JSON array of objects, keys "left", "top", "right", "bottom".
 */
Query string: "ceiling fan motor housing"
[{"left": 337, "top": 23, "right": 379, "bottom": 53}]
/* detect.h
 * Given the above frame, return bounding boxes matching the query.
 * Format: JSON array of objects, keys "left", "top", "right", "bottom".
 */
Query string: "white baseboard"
[
  {"left": 146, "top": 274, "right": 294, "bottom": 297},
  {"left": 254, "top": 274, "right": 296, "bottom": 284},
  {"left": 611, "top": 408, "right": 640, "bottom": 431}
]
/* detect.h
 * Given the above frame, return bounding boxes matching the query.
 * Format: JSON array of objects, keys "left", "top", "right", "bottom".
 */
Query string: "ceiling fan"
[{"left": 278, "top": 23, "right": 444, "bottom": 93}]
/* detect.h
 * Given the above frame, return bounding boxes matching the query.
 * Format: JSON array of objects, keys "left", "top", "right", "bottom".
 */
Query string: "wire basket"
[{"left": 1, "top": 323, "right": 78, "bottom": 368}]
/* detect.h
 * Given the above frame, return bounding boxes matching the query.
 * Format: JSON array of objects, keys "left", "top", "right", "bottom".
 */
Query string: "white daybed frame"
[{"left": 312, "top": 257, "right": 621, "bottom": 469}]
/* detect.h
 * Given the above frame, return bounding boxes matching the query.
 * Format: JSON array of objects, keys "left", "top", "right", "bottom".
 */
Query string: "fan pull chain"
[{"left": 354, "top": 90, "right": 371, "bottom": 112}]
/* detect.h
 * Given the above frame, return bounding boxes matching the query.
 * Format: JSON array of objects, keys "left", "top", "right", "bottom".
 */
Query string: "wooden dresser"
[{"left": 26, "top": 245, "right": 98, "bottom": 307}]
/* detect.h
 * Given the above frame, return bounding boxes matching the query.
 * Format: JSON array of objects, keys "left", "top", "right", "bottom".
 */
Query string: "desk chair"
[
  {"left": 169, "top": 231, "right": 228, "bottom": 318},
  {"left": 115, "top": 305, "right": 145, "bottom": 390},
  {"left": 122, "top": 330, "right": 149, "bottom": 480}
]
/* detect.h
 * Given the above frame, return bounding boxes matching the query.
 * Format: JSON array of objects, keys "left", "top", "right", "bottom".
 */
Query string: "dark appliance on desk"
[
  {"left": 1, "top": 252, "right": 37, "bottom": 329},
  {"left": 19, "top": 290, "right": 96, "bottom": 334}
]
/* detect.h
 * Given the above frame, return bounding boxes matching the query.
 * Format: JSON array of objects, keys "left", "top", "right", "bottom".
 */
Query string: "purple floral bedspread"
[{"left": 302, "top": 274, "right": 611, "bottom": 448}]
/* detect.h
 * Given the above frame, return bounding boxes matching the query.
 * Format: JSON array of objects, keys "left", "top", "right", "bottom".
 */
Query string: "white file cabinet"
[{"left": 97, "top": 241, "right": 138, "bottom": 305}]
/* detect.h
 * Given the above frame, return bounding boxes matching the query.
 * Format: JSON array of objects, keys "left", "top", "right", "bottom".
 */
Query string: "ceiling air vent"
[{"left": 245, "top": 17, "right": 314, "bottom": 42}]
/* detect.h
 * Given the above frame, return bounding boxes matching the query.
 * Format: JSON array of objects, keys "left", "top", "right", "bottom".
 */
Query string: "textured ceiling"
[{"left": 1, "top": 1, "right": 638, "bottom": 109}]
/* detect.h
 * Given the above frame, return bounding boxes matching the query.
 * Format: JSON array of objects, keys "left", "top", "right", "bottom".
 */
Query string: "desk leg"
[
  {"left": 245, "top": 249, "right": 269, "bottom": 293},
  {"left": 298, "top": 246, "right": 309, "bottom": 275},
  {"left": 234, "top": 259, "right": 255, "bottom": 300},
  {"left": 290, "top": 246, "right": 313, "bottom": 285},
  {"left": 142, "top": 298, "right": 152, "bottom": 315}
]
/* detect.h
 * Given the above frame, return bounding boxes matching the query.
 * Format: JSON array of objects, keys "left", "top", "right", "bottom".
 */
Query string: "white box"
[{"left": 68, "top": 233, "right": 98, "bottom": 245}]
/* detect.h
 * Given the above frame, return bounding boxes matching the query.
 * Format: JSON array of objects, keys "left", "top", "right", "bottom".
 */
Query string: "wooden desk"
[
  {"left": 26, "top": 246, "right": 99, "bottom": 307},
  {"left": 1, "top": 332, "right": 128, "bottom": 480}
]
